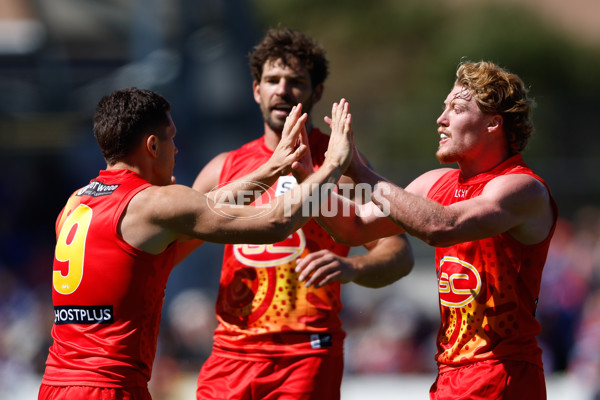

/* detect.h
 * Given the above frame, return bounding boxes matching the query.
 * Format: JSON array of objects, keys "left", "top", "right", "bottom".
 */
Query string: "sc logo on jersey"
[
  {"left": 233, "top": 229, "right": 306, "bottom": 267},
  {"left": 438, "top": 256, "right": 481, "bottom": 308}
]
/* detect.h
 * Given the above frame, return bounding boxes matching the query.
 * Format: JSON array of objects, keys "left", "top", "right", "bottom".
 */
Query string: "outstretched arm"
[
  {"left": 295, "top": 100, "right": 414, "bottom": 289},
  {"left": 312, "top": 102, "right": 404, "bottom": 245},
  {"left": 121, "top": 102, "right": 353, "bottom": 253},
  {"left": 373, "top": 171, "right": 556, "bottom": 247},
  {"left": 169, "top": 119, "right": 312, "bottom": 264}
]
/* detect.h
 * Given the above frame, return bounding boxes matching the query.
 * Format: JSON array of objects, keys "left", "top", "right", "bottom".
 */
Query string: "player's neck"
[
  {"left": 458, "top": 152, "right": 512, "bottom": 179},
  {"left": 107, "top": 161, "right": 141, "bottom": 174},
  {"left": 107, "top": 157, "right": 150, "bottom": 181}
]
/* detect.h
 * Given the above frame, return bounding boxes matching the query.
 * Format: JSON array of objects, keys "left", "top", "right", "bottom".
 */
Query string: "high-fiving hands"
[
  {"left": 265, "top": 104, "right": 309, "bottom": 176},
  {"left": 324, "top": 99, "right": 354, "bottom": 173},
  {"left": 324, "top": 99, "right": 369, "bottom": 182}
]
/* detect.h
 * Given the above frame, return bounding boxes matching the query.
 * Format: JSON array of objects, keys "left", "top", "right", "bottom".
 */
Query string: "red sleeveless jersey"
[
  {"left": 426, "top": 154, "right": 558, "bottom": 371},
  {"left": 212, "top": 129, "right": 349, "bottom": 357},
  {"left": 42, "top": 169, "right": 178, "bottom": 387}
]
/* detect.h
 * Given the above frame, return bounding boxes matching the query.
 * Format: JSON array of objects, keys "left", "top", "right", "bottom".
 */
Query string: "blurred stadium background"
[{"left": 1, "top": 0, "right": 600, "bottom": 398}]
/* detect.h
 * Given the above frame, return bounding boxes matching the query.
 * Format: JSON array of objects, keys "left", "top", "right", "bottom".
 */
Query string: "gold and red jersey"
[
  {"left": 42, "top": 169, "right": 178, "bottom": 388},
  {"left": 212, "top": 129, "right": 349, "bottom": 358},
  {"left": 426, "top": 154, "right": 558, "bottom": 371}
]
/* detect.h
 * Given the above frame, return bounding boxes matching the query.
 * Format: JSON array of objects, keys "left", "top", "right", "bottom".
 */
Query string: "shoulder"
[
  {"left": 484, "top": 173, "right": 549, "bottom": 201},
  {"left": 121, "top": 184, "right": 204, "bottom": 253},
  {"left": 485, "top": 174, "right": 555, "bottom": 244},
  {"left": 192, "top": 152, "right": 229, "bottom": 193},
  {"left": 405, "top": 168, "right": 456, "bottom": 197},
  {"left": 484, "top": 174, "right": 553, "bottom": 220},
  {"left": 130, "top": 184, "right": 204, "bottom": 221}
]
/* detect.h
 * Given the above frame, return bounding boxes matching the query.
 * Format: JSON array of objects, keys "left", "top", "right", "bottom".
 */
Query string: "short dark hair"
[
  {"left": 456, "top": 61, "right": 534, "bottom": 154},
  {"left": 93, "top": 87, "right": 171, "bottom": 164},
  {"left": 249, "top": 27, "right": 329, "bottom": 89}
]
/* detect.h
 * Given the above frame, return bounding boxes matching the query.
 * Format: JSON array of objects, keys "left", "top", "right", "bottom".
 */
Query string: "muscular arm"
[
  {"left": 121, "top": 102, "right": 353, "bottom": 254},
  {"left": 375, "top": 172, "right": 555, "bottom": 247},
  {"left": 168, "top": 132, "right": 309, "bottom": 264},
  {"left": 348, "top": 235, "right": 413, "bottom": 287},
  {"left": 309, "top": 137, "right": 405, "bottom": 246},
  {"left": 124, "top": 165, "right": 339, "bottom": 251},
  {"left": 313, "top": 186, "right": 402, "bottom": 246},
  {"left": 296, "top": 157, "right": 414, "bottom": 289},
  {"left": 313, "top": 140, "right": 556, "bottom": 249}
]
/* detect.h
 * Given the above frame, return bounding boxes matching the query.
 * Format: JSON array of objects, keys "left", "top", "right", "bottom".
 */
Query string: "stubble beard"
[
  {"left": 262, "top": 99, "right": 314, "bottom": 136},
  {"left": 436, "top": 147, "right": 459, "bottom": 164},
  {"left": 265, "top": 114, "right": 285, "bottom": 134}
]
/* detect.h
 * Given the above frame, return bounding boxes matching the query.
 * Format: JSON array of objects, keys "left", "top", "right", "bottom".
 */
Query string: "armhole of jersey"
[
  {"left": 541, "top": 178, "right": 559, "bottom": 243},
  {"left": 426, "top": 170, "right": 456, "bottom": 200},
  {"left": 511, "top": 169, "right": 559, "bottom": 244},
  {"left": 55, "top": 190, "right": 84, "bottom": 237},
  {"left": 218, "top": 152, "right": 234, "bottom": 185},
  {"left": 111, "top": 183, "right": 153, "bottom": 238}
]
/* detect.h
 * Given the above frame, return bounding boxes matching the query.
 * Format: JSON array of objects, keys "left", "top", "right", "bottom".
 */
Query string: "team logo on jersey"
[
  {"left": 438, "top": 256, "right": 481, "bottom": 308},
  {"left": 233, "top": 229, "right": 306, "bottom": 267}
]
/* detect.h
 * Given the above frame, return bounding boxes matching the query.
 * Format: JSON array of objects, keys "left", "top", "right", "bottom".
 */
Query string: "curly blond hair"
[{"left": 456, "top": 61, "right": 534, "bottom": 154}]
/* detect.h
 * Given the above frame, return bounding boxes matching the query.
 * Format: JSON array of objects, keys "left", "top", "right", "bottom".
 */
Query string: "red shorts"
[
  {"left": 430, "top": 359, "right": 546, "bottom": 400},
  {"left": 38, "top": 384, "right": 151, "bottom": 400},
  {"left": 196, "top": 352, "right": 344, "bottom": 400}
]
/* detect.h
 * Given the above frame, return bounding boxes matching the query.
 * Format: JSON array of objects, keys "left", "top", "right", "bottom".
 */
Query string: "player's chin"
[
  {"left": 435, "top": 150, "right": 456, "bottom": 164},
  {"left": 266, "top": 118, "right": 286, "bottom": 134},
  {"left": 435, "top": 145, "right": 451, "bottom": 164}
]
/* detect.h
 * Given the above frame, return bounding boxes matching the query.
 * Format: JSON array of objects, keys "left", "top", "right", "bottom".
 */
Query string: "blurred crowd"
[{"left": 3, "top": 204, "right": 600, "bottom": 398}]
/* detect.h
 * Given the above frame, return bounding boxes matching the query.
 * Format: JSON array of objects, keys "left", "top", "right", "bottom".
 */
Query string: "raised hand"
[
  {"left": 324, "top": 99, "right": 353, "bottom": 172},
  {"left": 325, "top": 100, "right": 367, "bottom": 182},
  {"left": 290, "top": 114, "right": 314, "bottom": 182},
  {"left": 265, "top": 104, "right": 309, "bottom": 176}
]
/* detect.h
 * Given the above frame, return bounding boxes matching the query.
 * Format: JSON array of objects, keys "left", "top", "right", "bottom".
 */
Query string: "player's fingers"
[
  {"left": 292, "top": 144, "right": 308, "bottom": 162},
  {"left": 288, "top": 113, "right": 308, "bottom": 145},
  {"left": 313, "top": 270, "right": 343, "bottom": 288},
  {"left": 297, "top": 257, "right": 327, "bottom": 282},
  {"left": 281, "top": 104, "right": 301, "bottom": 140},
  {"left": 300, "top": 263, "right": 326, "bottom": 286},
  {"left": 296, "top": 250, "right": 327, "bottom": 272},
  {"left": 331, "top": 99, "right": 348, "bottom": 132},
  {"left": 304, "top": 263, "right": 340, "bottom": 288},
  {"left": 345, "top": 113, "right": 353, "bottom": 137}
]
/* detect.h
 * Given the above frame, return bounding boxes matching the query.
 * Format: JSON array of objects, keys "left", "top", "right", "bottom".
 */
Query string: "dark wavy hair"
[
  {"left": 249, "top": 27, "right": 329, "bottom": 89},
  {"left": 456, "top": 61, "right": 534, "bottom": 154},
  {"left": 93, "top": 87, "right": 171, "bottom": 165}
]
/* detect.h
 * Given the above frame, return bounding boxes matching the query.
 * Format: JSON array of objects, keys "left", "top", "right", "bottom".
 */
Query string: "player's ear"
[
  {"left": 146, "top": 135, "right": 159, "bottom": 157},
  {"left": 312, "top": 83, "right": 324, "bottom": 104},
  {"left": 252, "top": 80, "right": 261, "bottom": 105},
  {"left": 488, "top": 114, "right": 502, "bottom": 132}
]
